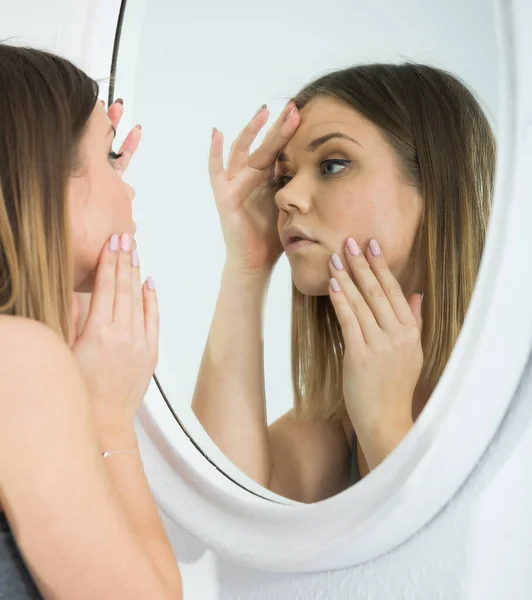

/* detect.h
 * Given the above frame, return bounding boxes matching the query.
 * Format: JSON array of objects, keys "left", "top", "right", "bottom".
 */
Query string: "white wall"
[{"left": 4, "top": 2, "right": 532, "bottom": 599}]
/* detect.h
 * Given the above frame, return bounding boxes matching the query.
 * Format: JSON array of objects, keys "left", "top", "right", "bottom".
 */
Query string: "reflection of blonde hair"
[
  {"left": 0, "top": 45, "right": 99, "bottom": 342},
  {"left": 290, "top": 63, "right": 496, "bottom": 420}
]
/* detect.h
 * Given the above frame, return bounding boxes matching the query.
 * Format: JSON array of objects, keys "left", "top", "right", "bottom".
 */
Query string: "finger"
[
  {"left": 363, "top": 239, "right": 418, "bottom": 327},
  {"left": 130, "top": 249, "right": 144, "bottom": 339},
  {"left": 248, "top": 101, "right": 300, "bottom": 171},
  {"left": 209, "top": 128, "right": 227, "bottom": 189},
  {"left": 143, "top": 277, "right": 159, "bottom": 366},
  {"left": 328, "top": 277, "right": 365, "bottom": 349},
  {"left": 226, "top": 105, "right": 270, "bottom": 178},
  {"left": 113, "top": 233, "right": 133, "bottom": 328},
  {"left": 329, "top": 253, "right": 383, "bottom": 343},
  {"left": 85, "top": 234, "right": 120, "bottom": 329},
  {"left": 339, "top": 239, "right": 401, "bottom": 331},
  {"left": 107, "top": 99, "right": 124, "bottom": 129},
  {"left": 115, "top": 125, "right": 142, "bottom": 174},
  {"left": 407, "top": 293, "right": 423, "bottom": 331}
]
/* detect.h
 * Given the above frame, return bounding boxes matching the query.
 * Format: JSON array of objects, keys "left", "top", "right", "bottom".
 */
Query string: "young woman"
[
  {"left": 192, "top": 63, "right": 496, "bottom": 503},
  {"left": 0, "top": 45, "right": 182, "bottom": 598}
]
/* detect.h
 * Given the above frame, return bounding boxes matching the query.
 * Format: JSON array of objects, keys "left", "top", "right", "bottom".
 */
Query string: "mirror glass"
[{"left": 120, "top": 0, "right": 499, "bottom": 502}]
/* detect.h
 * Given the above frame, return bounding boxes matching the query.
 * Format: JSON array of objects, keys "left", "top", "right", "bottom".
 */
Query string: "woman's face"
[
  {"left": 69, "top": 102, "right": 135, "bottom": 292},
  {"left": 274, "top": 96, "right": 423, "bottom": 296}
]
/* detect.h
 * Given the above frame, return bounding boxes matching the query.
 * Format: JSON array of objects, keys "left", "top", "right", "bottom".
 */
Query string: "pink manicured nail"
[
  {"left": 331, "top": 253, "right": 344, "bottom": 270},
  {"left": 369, "top": 239, "right": 381, "bottom": 256},
  {"left": 131, "top": 250, "right": 139, "bottom": 267},
  {"left": 346, "top": 238, "right": 361, "bottom": 256},
  {"left": 285, "top": 107, "right": 297, "bottom": 121},
  {"left": 109, "top": 234, "right": 119, "bottom": 252},
  {"left": 330, "top": 277, "right": 341, "bottom": 292},
  {"left": 147, "top": 276, "right": 155, "bottom": 290},
  {"left": 120, "top": 233, "right": 131, "bottom": 251}
]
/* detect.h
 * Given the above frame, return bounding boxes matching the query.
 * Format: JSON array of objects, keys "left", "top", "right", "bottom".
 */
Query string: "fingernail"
[
  {"left": 114, "top": 98, "right": 124, "bottom": 105},
  {"left": 147, "top": 276, "right": 155, "bottom": 290},
  {"left": 131, "top": 250, "right": 139, "bottom": 267},
  {"left": 255, "top": 104, "right": 267, "bottom": 116},
  {"left": 212, "top": 127, "right": 217, "bottom": 139},
  {"left": 285, "top": 107, "right": 297, "bottom": 121},
  {"left": 331, "top": 253, "right": 344, "bottom": 270},
  {"left": 369, "top": 239, "right": 381, "bottom": 257},
  {"left": 135, "top": 124, "right": 142, "bottom": 130},
  {"left": 330, "top": 277, "right": 341, "bottom": 292},
  {"left": 346, "top": 237, "right": 361, "bottom": 256},
  {"left": 120, "top": 233, "right": 131, "bottom": 251},
  {"left": 109, "top": 234, "right": 120, "bottom": 252}
]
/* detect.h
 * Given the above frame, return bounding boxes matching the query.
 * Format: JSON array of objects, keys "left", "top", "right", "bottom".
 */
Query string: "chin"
[{"left": 291, "top": 269, "right": 330, "bottom": 297}]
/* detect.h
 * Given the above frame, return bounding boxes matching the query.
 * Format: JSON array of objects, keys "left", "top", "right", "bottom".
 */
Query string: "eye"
[
  {"left": 108, "top": 150, "right": 124, "bottom": 163},
  {"left": 270, "top": 174, "right": 293, "bottom": 190},
  {"left": 320, "top": 159, "right": 351, "bottom": 176}
]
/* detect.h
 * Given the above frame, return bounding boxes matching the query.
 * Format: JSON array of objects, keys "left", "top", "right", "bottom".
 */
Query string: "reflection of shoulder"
[{"left": 0, "top": 316, "right": 81, "bottom": 412}]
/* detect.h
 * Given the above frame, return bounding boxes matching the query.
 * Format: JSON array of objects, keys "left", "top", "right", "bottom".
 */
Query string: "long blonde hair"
[
  {"left": 290, "top": 63, "right": 496, "bottom": 420},
  {"left": 0, "top": 45, "right": 99, "bottom": 342}
]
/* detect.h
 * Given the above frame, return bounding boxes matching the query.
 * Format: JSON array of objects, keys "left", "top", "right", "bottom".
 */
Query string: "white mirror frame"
[{"left": 84, "top": 0, "right": 532, "bottom": 572}]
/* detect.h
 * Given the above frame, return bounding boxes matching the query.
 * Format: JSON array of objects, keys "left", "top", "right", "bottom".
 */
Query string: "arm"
[
  {"left": 191, "top": 101, "right": 300, "bottom": 489},
  {"left": 192, "top": 266, "right": 273, "bottom": 486},
  {"left": 0, "top": 317, "right": 182, "bottom": 599}
]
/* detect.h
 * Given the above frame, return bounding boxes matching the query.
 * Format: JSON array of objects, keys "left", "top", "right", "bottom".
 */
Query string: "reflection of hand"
[
  {"left": 328, "top": 238, "right": 423, "bottom": 469},
  {"left": 209, "top": 102, "right": 300, "bottom": 274},
  {"left": 72, "top": 235, "right": 159, "bottom": 437}
]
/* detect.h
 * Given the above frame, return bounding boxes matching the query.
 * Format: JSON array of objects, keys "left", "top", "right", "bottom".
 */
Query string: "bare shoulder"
[
  {"left": 268, "top": 409, "right": 351, "bottom": 503},
  {"left": 0, "top": 314, "right": 67, "bottom": 355},
  {"left": 0, "top": 315, "right": 82, "bottom": 411}
]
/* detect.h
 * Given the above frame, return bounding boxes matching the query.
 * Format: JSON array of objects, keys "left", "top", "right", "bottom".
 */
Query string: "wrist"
[
  {"left": 92, "top": 415, "right": 138, "bottom": 454},
  {"left": 353, "top": 414, "right": 413, "bottom": 470},
  {"left": 222, "top": 261, "right": 273, "bottom": 287}
]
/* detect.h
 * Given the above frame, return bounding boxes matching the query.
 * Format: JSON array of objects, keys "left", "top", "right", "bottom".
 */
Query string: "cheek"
[
  {"left": 97, "top": 171, "right": 133, "bottom": 233},
  {"left": 73, "top": 170, "right": 132, "bottom": 274},
  {"left": 319, "top": 181, "right": 418, "bottom": 269}
]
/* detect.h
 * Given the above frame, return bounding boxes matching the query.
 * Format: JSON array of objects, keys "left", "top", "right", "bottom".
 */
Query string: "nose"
[{"left": 274, "top": 177, "right": 312, "bottom": 215}]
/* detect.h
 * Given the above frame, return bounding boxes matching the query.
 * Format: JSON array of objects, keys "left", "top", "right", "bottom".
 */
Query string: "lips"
[{"left": 281, "top": 225, "right": 318, "bottom": 250}]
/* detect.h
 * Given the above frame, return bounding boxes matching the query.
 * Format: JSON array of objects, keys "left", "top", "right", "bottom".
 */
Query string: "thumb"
[
  {"left": 407, "top": 292, "right": 423, "bottom": 331},
  {"left": 70, "top": 293, "right": 80, "bottom": 348}
]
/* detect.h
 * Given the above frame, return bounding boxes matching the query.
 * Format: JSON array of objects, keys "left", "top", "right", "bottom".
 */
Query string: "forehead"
[
  {"left": 287, "top": 96, "right": 382, "bottom": 150},
  {"left": 85, "top": 102, "right": 113, "bottom": 140}
]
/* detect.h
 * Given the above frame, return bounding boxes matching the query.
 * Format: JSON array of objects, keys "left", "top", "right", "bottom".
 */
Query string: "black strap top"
[{"left": 0, "top": 511, "right": 42, "bottom": 599}]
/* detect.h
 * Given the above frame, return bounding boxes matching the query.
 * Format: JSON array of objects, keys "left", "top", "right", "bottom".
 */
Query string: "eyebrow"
[{"left": 277, "top": 132, "right": 363, "bottom": 163}]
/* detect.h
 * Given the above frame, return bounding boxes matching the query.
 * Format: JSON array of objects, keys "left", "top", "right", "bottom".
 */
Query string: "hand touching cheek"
[{"left": 328, "top": 237, "right": 423, "bottom": 470}]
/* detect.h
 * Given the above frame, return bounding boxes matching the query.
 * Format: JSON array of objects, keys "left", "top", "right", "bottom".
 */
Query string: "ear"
[
  {"left": 407, "top": 292, "right": 423, "bottom": 331},
  {"left": 70, "top": 292, "right": 80, "bottom": 348}
]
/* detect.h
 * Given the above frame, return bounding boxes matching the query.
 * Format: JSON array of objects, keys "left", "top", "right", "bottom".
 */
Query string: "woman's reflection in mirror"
[{"left": 192, "top": 63, "right": 496, "bottom": 503}]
